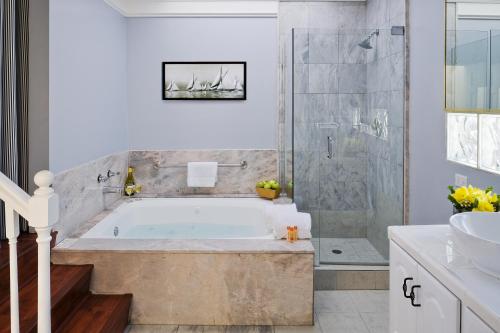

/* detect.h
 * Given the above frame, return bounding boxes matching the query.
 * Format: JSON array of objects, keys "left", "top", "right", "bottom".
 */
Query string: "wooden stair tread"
[
  {"left": 0, "top": 234, "right": 38, "bottom": 270},
  {"left": 0, "top": 232, "right": 58, "bottom": 303},
  {"left": 0, "top": 245, "right": 38, "bottom": 304},
  {"left": 55, "top": 294, "right": 132, "bottom": 333},
  {"left": 0, "top": 264, "right": 93, "bottom": 333}
]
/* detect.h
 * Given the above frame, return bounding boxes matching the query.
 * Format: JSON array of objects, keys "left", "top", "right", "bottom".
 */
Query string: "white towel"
[
  {"left": 266, "top": 204, "right": 312, "bottom": 239},
  {"left": 187, "top": 162, "right": 218, "bottom": 187}
]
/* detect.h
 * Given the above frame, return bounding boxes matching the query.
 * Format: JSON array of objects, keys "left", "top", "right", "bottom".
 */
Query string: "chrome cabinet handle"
[
  {"left": 403, "top": 277, "right": 413, "bottom": 298},
  {"left": 410, "top": 285, "right": 421, "bottom": 307},
  {"left": 327, "top": 136, "right": 334, "bottom": 159}
]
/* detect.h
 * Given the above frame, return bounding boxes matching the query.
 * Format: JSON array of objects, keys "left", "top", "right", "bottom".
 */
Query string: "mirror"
[
  {"left": 446, "top": 1, "right": 500, "bottom": 174},
  {"left": 446, "top": 2, "right": 500, "bottom": 112}
]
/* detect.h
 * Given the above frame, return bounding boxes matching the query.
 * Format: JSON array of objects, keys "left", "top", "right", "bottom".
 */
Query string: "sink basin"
[{"left": 450, "top": 212, "right": 500, "bottom": 278}]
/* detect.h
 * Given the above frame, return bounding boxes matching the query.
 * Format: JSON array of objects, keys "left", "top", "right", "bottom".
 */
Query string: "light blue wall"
[
  {"left": 49, "top": 0, "right": 128, "bottom": 173},
  {"left": 409, "top": 0, "right": 500, "bottom": 225},
  {"left": 126, "top": 17, "right": 278, "bottom": 150}
]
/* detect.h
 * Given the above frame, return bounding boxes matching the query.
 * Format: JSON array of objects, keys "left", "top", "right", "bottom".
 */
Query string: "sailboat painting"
[{"left": 162, "top": 62, "right": 246, "bottom": 100}]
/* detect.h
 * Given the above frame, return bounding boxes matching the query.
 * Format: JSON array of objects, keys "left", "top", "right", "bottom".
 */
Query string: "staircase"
[{"left": 0, "top": 233, "right": 132, "bottom": 333}]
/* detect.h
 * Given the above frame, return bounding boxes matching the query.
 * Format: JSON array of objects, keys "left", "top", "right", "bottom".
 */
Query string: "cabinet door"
[
  {"left": 390, "top": 241, "right": 418, "bottom": 333},
  {"left": 462, "top": 307, "right": 495, "bottom": 333},
  {"left": 416, "top": 267, "right": 460, "bottom": 333}
]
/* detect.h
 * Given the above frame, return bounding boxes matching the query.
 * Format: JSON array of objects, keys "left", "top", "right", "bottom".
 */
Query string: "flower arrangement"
[{"left": 448, "top": 185, "right": 499, "bottom": 213}]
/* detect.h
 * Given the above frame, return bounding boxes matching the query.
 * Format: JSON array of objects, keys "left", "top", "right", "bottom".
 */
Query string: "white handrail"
[
  {"left": 1, "top": 170, "right": 59, "bottom": 333},
  {"left": 0, "top": 172, "right": 30, "bottom": 219}
]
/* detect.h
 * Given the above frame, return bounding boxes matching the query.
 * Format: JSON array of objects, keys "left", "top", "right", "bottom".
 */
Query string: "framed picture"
[{"left": 162, "top": 62, "right": 246, "bottom": 100}]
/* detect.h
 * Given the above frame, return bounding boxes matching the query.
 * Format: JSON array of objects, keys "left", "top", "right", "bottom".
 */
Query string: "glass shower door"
[{"left": 291, "top": 28, "right": 405, "bottom": 266}]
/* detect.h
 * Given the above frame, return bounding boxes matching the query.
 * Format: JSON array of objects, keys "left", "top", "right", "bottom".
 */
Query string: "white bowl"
[{"left": 450, "top": 212, "right": 500, "bottom": 278}]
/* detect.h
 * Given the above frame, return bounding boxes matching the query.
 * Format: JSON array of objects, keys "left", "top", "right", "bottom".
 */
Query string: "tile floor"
[
  {"left": 127, "top": 290, "right": 389, "bottom": 333},
  {"left": 312, "top": 238, "right": 388, "bottom": 265}
]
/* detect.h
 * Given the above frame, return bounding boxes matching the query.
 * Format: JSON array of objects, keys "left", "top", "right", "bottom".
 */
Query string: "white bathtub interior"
[{"left": 81, "top": 198, "right": 276, "bottom": 240}]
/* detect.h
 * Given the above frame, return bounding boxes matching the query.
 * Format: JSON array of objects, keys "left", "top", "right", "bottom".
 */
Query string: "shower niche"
[{"left": 285, "top": 28, "right": 406, "bottom": 266}]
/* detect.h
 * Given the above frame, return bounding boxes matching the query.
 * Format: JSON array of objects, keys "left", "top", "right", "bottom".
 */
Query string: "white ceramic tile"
[
  {"left": 360, "top": 312, "right": 389, "bottom": 333},
  {"left": 317, "top": 312, "right": 369, "bottom": 333},
  {"left": 350, "top": 290, "right": 389, "bottom": 313},
  {"left": 314, "top": 291, "right": 357, "bottom": 313}
]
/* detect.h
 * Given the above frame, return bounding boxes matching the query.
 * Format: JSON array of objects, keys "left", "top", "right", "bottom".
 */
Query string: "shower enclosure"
[{"left": 283, "top": 28, "right": 406, "bottom": 266}]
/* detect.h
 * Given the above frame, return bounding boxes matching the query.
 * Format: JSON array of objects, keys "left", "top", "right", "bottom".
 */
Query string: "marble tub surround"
[
  {"left": 52, "top": 151, "right": 128, "bottom": 242},
  {"left": 54, "top": 238, "right": 314, "bottom": 254},
  {"left": 129, "top": 150, "right": 278, "bottom": 196},
  {"left": 52, "top": 242, "right": 314, "bottom": 325}
]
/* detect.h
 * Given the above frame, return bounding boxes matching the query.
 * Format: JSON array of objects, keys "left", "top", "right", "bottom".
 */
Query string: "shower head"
[
  {"left": 358, "top": 38, "right": 373, "bottom": 49},
  {"left": 358, "top": 29, "right": 379, "bottom": 49}
]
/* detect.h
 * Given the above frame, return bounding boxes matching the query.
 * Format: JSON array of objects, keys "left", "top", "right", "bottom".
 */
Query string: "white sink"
[{"left": 450, "top": 212, "right": 500, "bottom": 278}]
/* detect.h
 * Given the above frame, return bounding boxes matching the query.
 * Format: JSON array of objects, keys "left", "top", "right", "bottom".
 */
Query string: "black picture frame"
[{"left": 162, "top": 61, "right": 247, "bottom": 101}]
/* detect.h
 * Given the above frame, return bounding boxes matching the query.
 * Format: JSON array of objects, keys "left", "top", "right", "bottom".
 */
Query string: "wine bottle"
[{"left": 124, "top": 167, "right": 136, "bottom": 196}]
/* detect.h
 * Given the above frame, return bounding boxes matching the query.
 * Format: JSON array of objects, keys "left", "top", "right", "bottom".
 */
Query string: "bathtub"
[
  {"left": 54, "top": 197, "right": 314, "bottom": 326},
  {"left": 82, "top": 198, "right": 275, "bottom": 240}
]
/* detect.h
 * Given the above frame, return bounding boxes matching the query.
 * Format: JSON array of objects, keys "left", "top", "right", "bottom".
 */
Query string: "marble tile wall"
[
  {"left": 365, "top": 0, "right": 406, "bottom": 259},
  {"left": 280, "top": 0, "right": 406, "bottom": 247},
  {"left": 52, "top": 152, "right": 128, "bottom": 242},
  {"left": 279, "top": 3, "right": 369, "bottom": 239},
  {"left": 129, "top": 150, "right": 278, "bottom": 196},
  {"left": 51, "top": 150, "right": 276, "bottom": 242}
]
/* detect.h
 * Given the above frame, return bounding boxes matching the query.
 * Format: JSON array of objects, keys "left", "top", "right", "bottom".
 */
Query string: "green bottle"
[{"left": 124, "top": 167, "right": 136, "bottom": 196}]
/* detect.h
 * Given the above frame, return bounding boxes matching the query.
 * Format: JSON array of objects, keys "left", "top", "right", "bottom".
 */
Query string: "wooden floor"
[
  {"left": 127, "top": 291, "right": 389, "bottom": 333},
  {"left": 0, "top": 233, "right": 132, "bottom": 333}
]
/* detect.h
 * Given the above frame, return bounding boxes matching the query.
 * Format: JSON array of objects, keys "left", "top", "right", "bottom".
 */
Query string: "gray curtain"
[{"left": 0, "top": 0, "right": 29, "bottom": 240}]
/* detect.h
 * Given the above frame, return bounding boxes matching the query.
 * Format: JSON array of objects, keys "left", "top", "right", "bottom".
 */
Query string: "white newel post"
[
  {"left": 5, "top": 203, "right": 20, "bottom": 333},
  {"left": 29, "top": 171, "right": 59, "bottom": 333}
]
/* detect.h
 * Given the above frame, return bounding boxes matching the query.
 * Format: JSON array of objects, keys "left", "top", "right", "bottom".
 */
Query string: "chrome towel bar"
[{"left": 154, "top": 160, "right": 248, "bottom": 170}]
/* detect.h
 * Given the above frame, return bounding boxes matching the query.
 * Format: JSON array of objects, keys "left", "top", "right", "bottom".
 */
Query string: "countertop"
[{"left": 389, "top": 225, "right": 500, "bottom": 331}]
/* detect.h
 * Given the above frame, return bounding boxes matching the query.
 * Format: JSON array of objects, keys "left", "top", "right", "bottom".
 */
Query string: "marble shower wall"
[
  {"left": 129, "top": 150, "right": 278, "bottom": 196},
  {"left": 280, "top": 0, "right": 407, "bottom": 245},
  {"left": 279, "top": 2, "right": 369, "bottom": 238},
  {"left": 365, "top": 0, "right": 406, "bottom": 259},
  {"left": 52, "top": 152, "right": 128, "bottom": 242}
]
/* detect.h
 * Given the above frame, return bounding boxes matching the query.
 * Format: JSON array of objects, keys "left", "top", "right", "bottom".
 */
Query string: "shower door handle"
[{"left": 327, "top": 136, "right": 334, "bottom": 159}]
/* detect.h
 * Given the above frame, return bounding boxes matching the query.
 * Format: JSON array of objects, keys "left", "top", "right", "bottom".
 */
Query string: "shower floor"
[{"left": 312, "top": 238, "right": 388, "bottom": 266}]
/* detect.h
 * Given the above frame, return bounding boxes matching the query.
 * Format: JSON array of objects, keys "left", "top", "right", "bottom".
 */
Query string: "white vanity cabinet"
[
  {"left": 389, "top": 226, "right": 500, "bottom": 333},
  {"left": 463, "top": 307, "right": 496, "bottom": 333},
  {"left": 390, "top": 241, "right": 461, "bottom": 333}
]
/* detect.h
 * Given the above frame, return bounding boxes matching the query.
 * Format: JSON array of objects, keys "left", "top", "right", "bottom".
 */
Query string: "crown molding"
[{"left": 103, "top": 0, "right": 279, "bottom": 17}]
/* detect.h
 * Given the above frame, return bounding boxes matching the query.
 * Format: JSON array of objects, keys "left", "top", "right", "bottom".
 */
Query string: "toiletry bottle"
[
  {"left": 124, "top": 167, "right": 136, "bottom": 196},
  {"left": 287, "top": 226, "right": 293, "bottom": 243},
  {"left": 294, "top": 225, "right": 298, "bottom": 241}
]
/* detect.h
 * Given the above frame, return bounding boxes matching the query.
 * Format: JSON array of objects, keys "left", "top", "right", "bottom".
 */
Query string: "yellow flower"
[
  {"left": 488, "top": 193, "right": 498, "bottom": 204},
  {"left": 452, "top": 187, "right": 469, "bottom": 203},
  {"left": 473, "top": 199, "right": 495, "bottom": 212}
]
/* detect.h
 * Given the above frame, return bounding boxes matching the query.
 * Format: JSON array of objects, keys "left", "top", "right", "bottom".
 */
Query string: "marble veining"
[
  {"left": 129, "top": 150, "right": 278, "bottom": 196},
  {"left": 52, "top": 151, "right": 128, "bottom": 242},
  {"left": 52, "top": 250, "right": 314, "bottom": 325},
  {"left": 55, "top": 238, "right": 315, "bottom": 254},
  {"left": 279, "top": 0, "right": 406, "bottom": 253}
]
